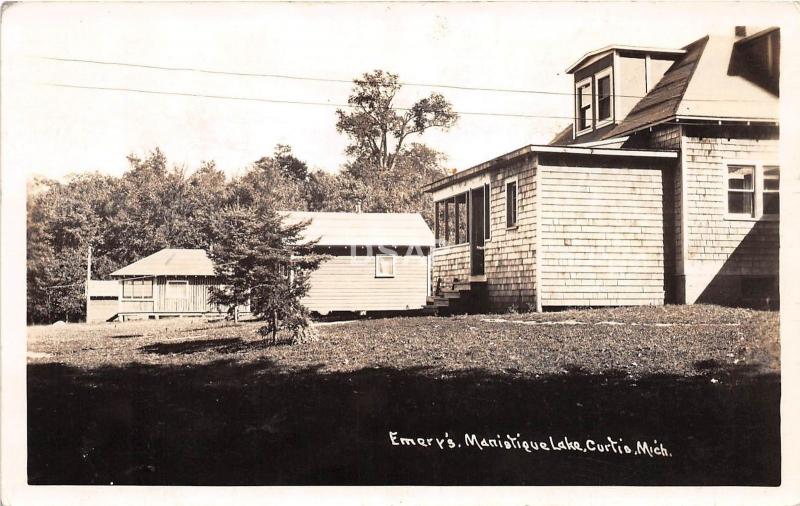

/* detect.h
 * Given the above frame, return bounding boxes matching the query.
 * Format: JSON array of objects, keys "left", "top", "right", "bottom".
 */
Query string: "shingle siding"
[
  {"left": 681, "top": 133, "right": 780, "bottom": 305},
  {"left": 539, "top": 163, "right": 667, "bottom": 306},
  {"left": 432, "top": 244, "right": 471, "bottom": 290},
  {"left": 484, "top": 157, "right": 537, "bottom": 310}
]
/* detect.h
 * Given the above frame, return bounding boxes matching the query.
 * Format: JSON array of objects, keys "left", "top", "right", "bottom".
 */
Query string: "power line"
[
  {"left": 44, "top": 82, "right": 577, "bottom": 120},
  {"left": 39, "top": 55, "right": 773, "bottom": 103}
]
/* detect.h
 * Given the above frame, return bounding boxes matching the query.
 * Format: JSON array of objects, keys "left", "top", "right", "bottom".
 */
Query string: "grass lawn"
[{"left": 27, "top": 305, "right": 780, "bottom": 485}]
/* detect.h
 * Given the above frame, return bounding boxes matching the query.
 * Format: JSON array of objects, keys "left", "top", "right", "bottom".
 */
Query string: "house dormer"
[{"left": 565, "top": 45, "right": 685, "bottom": 141}]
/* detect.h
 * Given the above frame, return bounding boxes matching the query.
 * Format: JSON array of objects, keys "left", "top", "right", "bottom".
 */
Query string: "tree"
[
  {"left": 206, "top": 206, "right": 325, "bottom": 344},
  {"left": 343, "top": 143, "right": 448, "bottom": 226},
  {"left": 335, "top": 70, "right": 458, "bottom": 172},
  {"left": 231, "top": 146, "right": 310, "bottom": 212},
  {"left": 273, "top": 144, "right": 309, "bottom": 182}
]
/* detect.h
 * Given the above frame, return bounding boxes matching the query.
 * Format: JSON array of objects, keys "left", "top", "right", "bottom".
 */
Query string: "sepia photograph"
[{"left": 1, "top": 1, "right": 798, "bottom": 504}]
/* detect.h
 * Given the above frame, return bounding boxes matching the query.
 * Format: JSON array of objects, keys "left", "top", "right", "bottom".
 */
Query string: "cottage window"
[
  {"left": 596, "top": 73, "right": 612, "bottom": 122},
  {"left": 576, "top": 79, "right": 593, "bottom": 132},
  {"left": 434, "top": 192, "right": 470, "bottom": 246},
  {"left": 484, "top": 183, "right": 491, "bottom": 240},
  {"left": 726, "top": 164, "right": 779, "bottom": 218},
  {"left": 727, "top": 165, "right": 755, "bottom": 215},
  {"left": 375, "top": 255, "right": 395, "bottom": 278},
  {"left": 506, "top": 180, "right": 518, "bottom": 228},
  {"left": 122, "top": 278, "right": 153, "bottom": 299},
  {"left": 456, "top": 192, "right": 468, "bottom": 244},
  {"left": 165, "top": 280, "right": 189, "bottom": 299},
  {"left": 763, "top": 166, "right": 780, "bottom": 215}
]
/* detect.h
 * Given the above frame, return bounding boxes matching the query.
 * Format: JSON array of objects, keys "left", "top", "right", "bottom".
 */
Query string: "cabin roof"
[
  {"left": 110, "top": 249, "right": 216, "bottom": 277},
  {"left": 280, "top": 211, "right": 434, "bottom": 247}
]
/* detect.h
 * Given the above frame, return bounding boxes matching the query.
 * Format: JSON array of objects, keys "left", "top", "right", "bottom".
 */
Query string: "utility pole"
[{"left": 85, "top": 245, "right": 92, "bottom": 321}]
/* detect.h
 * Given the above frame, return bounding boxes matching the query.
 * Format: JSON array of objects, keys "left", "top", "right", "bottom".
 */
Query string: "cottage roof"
[
  {"left": 280, "top": 211, "right": 434, "bottom": 247},
  {"left": 565, "top": 45, "right": 686, "bottom": 74},
  {"left": 110, "top": 249, "right": 216, "bottom": 277},
  {"left": 605, "top": 34, "right": 778, "bottom": 138}
]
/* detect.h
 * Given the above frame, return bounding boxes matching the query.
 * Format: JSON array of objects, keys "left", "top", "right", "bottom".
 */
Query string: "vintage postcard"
[{"left": 1, "top": 1, "right": 798, "bottom": 505}]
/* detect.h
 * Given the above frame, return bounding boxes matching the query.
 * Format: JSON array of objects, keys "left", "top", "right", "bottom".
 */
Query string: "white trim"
[
  {"left": 534, "top": 162, "right": 543, "bottom": 312},
  {"left": 678, "top": 133, "right": 689, "bottom": 279},
  {"left": 120, "top": 277, "right": 154, "bottom": 300},
  {"left": 594, "top": 66, "right": 614, "bottom": 128},
  {"left": 430, "top": 173, "right": 491, "bottom": 201},
  {"left": 575, "top": 76, "right": 593, "bottom": 136},
  {"left": 504, "top": 177, "right": 519, "bottom": 229},
  {"left": 565, "top": 45, "right": 685, "bottom": 73},
  {"left": 722, "top": 160, "right": 780, "bottom": 221},
  {"left": 165, "top": 279, "right": 189, "bottom": 299},
  {"left": 532, "top": 145, "right": 678, "bottom": 158},
  {"left": 374, "top": 254, "right": 395, "bottom": 278},
  {"left": 570, "top": 136, "right": 630, "bottom": 148}
]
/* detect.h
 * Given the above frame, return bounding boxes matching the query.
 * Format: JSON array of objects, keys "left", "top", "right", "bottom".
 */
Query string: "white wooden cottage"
[
  {"left": 86, "top": 212, "right": 434, "bottom": 322},
  {"left": 425, "top": 27, "right": 779, "bottom": 311},
  {"left": 280, "top": 211, "right": 434, "bottom": 314}
]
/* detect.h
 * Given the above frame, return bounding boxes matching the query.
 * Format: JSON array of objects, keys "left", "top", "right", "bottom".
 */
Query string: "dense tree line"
[
  {"left": 27, "top": 70, "right": 455, "bottom": 324},
  {"left": 28, "top": 143, "right": 449, "bottom": 323}
]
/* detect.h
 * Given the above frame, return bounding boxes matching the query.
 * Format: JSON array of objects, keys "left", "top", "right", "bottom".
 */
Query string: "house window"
[
  {"left": 456, "top": 192, "right": 468, "bottom": 244},
  {"left": 434, "top": 192, "right": 470, "bottom": 246},
  {"left": 727, "top": 165, "right": 755, "bottom": 215},
  {"left": 763, "top": 166, "right": 780, "bottom": 215},
  {"left": 506, "top": 180, "right": 518, "bottom": 228},
  {"left": 165, "top": 280, "right": 189, "bottom": 299},
  {"left": 726, "top": 164, "right": 779, "bottom": 218},
  {"left": 576, "top": 79, "right": 593, "bottom": 132},
  {"left": 375, "top": 255, "right": 395, "bottom": 278},
  {"left": 484, "top": 183, "right": 491, "bottom": 240},
  {"left": 122, "top": 278, "right": 153, "bottom": 299},
  {"left": 596, "top": 73, "right": 612, "bottom": 122}
]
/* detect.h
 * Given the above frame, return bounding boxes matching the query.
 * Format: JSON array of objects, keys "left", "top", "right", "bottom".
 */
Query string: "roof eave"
[
  {"left": 609, "top": 115, "right": 780, "bottom": 139},
  {"left": 423, "top": 145, "right": 679, "bottom": 193},
  {"left": 565, "top": 46, "right": 686, "bottom": 74}
]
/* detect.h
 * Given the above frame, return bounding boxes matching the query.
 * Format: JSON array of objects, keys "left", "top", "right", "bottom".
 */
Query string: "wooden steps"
[{"left": 423, "top": 279, "right": 487, "bottom": 316}]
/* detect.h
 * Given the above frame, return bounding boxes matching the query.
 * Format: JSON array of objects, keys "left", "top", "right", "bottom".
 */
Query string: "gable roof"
[
  {"left": 604, "top": 36, "right": 708, "bottom": 138},
  {"left": 111, "top": 249, "right": 216, "bottom": 277},
  {"left": 605, "top": 34, "right": 779, "bottom": 139},
  {"left": 566, "top": 45, "right": 686, "bottom": 74},
  {"left": 279, "top": 211, "right": 434, "bottom": 247}
]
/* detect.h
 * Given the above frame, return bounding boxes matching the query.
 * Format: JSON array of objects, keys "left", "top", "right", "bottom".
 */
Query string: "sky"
[{"left": 1, "top": 2, "right": 794, "bottom": 181}]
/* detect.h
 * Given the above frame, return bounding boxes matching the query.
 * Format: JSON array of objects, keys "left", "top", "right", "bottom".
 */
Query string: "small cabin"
[
  {"left": 85, "top": 212, "right": 435, "bottom": 322},
  {"left": 280, "top": 211, "right": 434, "bottom": 315},
  {"left": 86, "top": 248, "right": 243, "bottom": 322}
]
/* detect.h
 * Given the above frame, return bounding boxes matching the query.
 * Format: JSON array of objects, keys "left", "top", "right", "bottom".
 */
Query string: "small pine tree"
[{"left": 207, "top": 205, "right": 325, "bottom": 344}]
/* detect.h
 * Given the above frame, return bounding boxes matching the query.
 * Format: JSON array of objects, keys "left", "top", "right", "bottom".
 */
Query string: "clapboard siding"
[
  {"left": 539, "top": 164, "right": 666, "bottom": 306},
  {"left": 303, "top": 254, "right": 429, "bottom": 313},
  {"left": 484, "top": 156, "right": 537, "bottom": 310}
]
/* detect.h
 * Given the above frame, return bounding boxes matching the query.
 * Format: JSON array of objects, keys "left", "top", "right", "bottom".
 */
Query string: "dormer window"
[
  {"left": 596, "top": 70, "right": 613, "bottom": 123},
  {"left": 576, "top": 78, "right": 593, "bottom": 133}
]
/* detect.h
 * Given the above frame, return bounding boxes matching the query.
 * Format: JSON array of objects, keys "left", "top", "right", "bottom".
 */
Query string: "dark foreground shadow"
[{"left": 28, "top": 356, "right": 780, "bottom": 486}]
